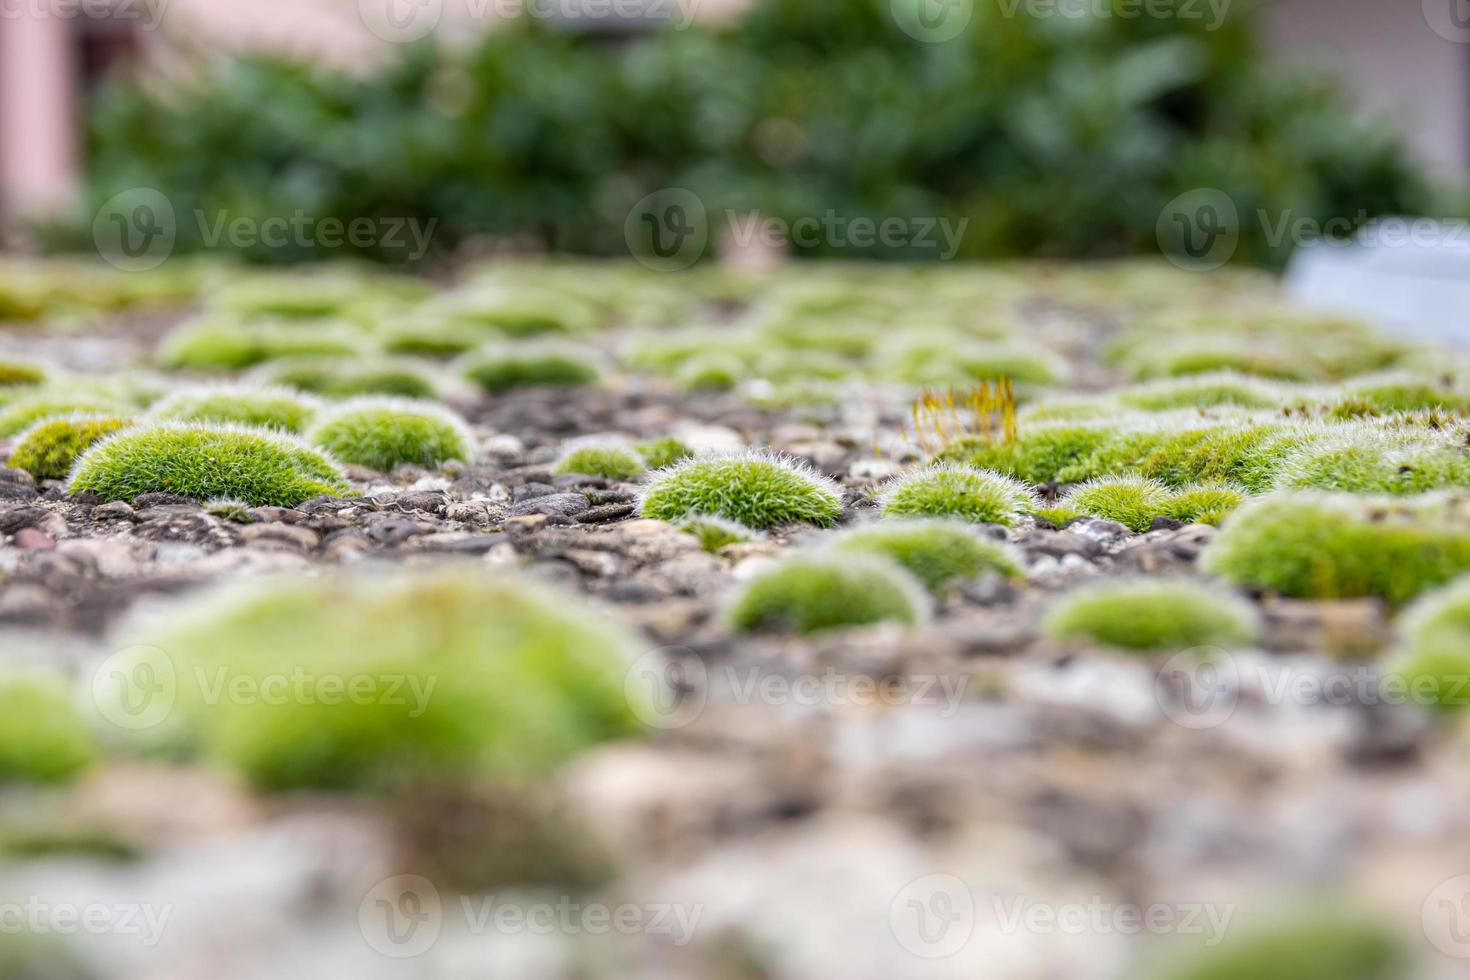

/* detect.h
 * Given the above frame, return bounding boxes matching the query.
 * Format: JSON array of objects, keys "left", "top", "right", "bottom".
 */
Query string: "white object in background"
[{"left": 1283, "top": 217, "right": 1470, "bottom": 347}]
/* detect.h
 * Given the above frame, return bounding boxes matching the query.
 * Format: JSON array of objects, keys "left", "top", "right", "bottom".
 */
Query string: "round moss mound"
[
  {"left": 461, "top": 346, "right": 600, "bottom": 394},
  {"left": 1271, "top": 429, "right": 1470, "bottom": 495},
  {"left": 157, "top": 319, "right": 359, "bottom": 372},
  {"left": 1153, "top": 911, "right": 1410, "bottom": 980},
  {"left": 1062, "top": 475, "right": 1173, "bottom": 532},
  {"left": 1043, "top": 578, "right": 1260, "bottom": 652},
  {"left": 729, "top": 555, "right": 927, "bottom": 635},
  {"left": 829, "top": 519, "right": 1023, "bottom": 592},
  {"left": 0, "top": 360, "right": 46, "bottom": 389},
  {"left": 636, "top": 436, "right": 693, "bottom": 470},
  {"left": 1202, "top": 491, "right": 1470, "bottom": 603},
  {"left": 306, "top": 397, "right": 472, "bottom": 472},
  {"left": 0, "top": 674, "right": 96, "bottom": 784},
  {"left": 0, "top": 393, "right": 131, "bottom": 438},
  {"left": 1161, "top": 484, "right": 1248, "bottom": 526},
  {"left": 9, "top": 414, "right": 132, "bottom": 481},
  {"left": 68, "top": 422, "right": 349, "bottom": 506},
  {"left": 258, "top": 357, "right": 439, "bottom": 399},
  {"left": 147, "top": 384, "right": 321, "bottom": 433},
  {"left": 554, "top": 446, "right": 646, "bottom": 481},
  {"left": 639, "top": 452, "right": 843, "bottom": 529},
  {"left": 676, "top": 515, "right": 756, "bottom": 553},
  {"left": 1385, "top": 576, "right": 1470, "bottom": 712},
  {"left": 114, "top": 570, "right": 645, "bottom": 791},
  {"left": 878, "top": 463, "right": 1036, "bottom": 526}
]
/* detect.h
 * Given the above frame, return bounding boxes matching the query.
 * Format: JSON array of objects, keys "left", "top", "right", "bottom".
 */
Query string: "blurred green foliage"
[{"left": 61, "top": 0, "right": 1433, "bottom": 266}]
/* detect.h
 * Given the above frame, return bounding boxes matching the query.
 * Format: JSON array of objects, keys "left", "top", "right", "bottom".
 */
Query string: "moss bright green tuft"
[
  {"left": 158, "top": 319, "right": 359, "bottom": 372},
  {"left": 878, "top": 464, "right": 1037, "bottom": 526},
  {"left": 111, "top": 570, "right": 645, "bottom": 791},
  {"left": 1153, "top": 910, "right": 1410, "bottom": 980},
  {"left": 9, "top": 414, "right": 132, "bottom": 481},
  {"left": 639, "top": 452, "right": 843, "bottom": 529},
  {"left": 0, "top": 360, "right": 46, "bottom": 388},
  {"left": 636, "top": 436, "right": 693, "bottom": 469},
  {"left": 0, "top": 393, "right": 129, "bottom": 437},
  {"left": 677, "top": 515, "right": 756, "bottom": 553},
  {"left": 1384, "top": 576, "right": 1470, "bottom": 712},
  {"left": 0, "top": 674, "right": 95, "bottom": 784},
  {"left": 729, "top": 554, "right": 928, "bottom": 634},
  {"left": 69, "top": 423, "right": 349, "bottom": 506},
  {"left": 1203, "top": 492, "right": 1470, "bottom": 603},
  {"left": 1043, "top": 578, "right": 1260, "bottom": 652},
  {"left": 258, "top": 357, "right": 439, "bottom": 399},
  {"left": 147, "top": 385, "right": 321, "bottom": 433},
  {"left": 554, "top": 446, "right": 646, "bottom": 481},
  {"left": 1161, "top": 484, "right": 1248, "bottom": 525},
  {"left": 461, "top": 346, "right": 600, "bottom": 394},
  {"left": 1062, "top": 475, "right": 1172, "bottom": 532},
  {"left": 829, "top": 519, "right": 1022, "bottom": 591},
  {"left": 307, "top": 397, "right": 472, "bottom": 472}
]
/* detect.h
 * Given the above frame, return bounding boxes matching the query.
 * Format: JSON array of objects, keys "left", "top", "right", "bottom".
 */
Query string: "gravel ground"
[{"left": 1, "top": 300, "right": 1469, "bottom": 980}]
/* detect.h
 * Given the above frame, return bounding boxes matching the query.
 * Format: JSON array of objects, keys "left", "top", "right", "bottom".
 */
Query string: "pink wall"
[{"left": 0, "top": 13, "right": 78, "bottom": 228}]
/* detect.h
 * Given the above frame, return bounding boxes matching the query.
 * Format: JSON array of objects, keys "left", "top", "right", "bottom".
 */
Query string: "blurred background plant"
[{"left": 37, "top": 0, "right": 1438, "bottom": 267}]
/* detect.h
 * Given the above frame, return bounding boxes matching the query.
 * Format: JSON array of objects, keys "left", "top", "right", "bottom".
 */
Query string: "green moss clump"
[
  {"left": 1385, "top": 576, "right": 1470, "bottom": 711},
  {"left": 0, "top": 360, "right": 46, "bottom": 388},
  {"left": 1202, "top": 492, "right": 1470, "bottom": 603},
  {"left": 440, "top": 287, "right": 600, "bottom": 336},
  {"left": 9, "top": 415, "right": 132, "bottom": 481},
  {"left": 829, "top": 519, "right": 1022, "bottom": 592},
  {"left": 0, "top": 393, "right": 130, "bottom": 437},
  {"left": 1271, "top": 430, "right": 1470, "bottom": 494},
  {"left": 258, "top": 357, "right": 439, "bottom": 399},
  {"left": 878, "top": 463, "right": 1036, "bottom": 526},
  {"left": 461, "top": 346, "right": 600, "bottom": 394},
  {"left": 1033, "top": 505, "right": 1083, "bottom": 527},
  {"left": 0, "top": 674, "right": 95, "bottom": 784},
  {"left": 937, "top": 423, "right": 1116, "bottom": 484},
  {"left": 892, "top": 339, "right": 1063, "bottom": 386},
  {"left": 114, "top": 571, "right": 645, "bottom": 791},
  {"left": 157, "top": 319, "right": 359, "bottom": 372},
  {"left": 1162, "top": 484, "right": 1248, "bottom": 526},
  {"left": 205, "top": 497, "right": 257, "bottom": 524},
  {"left": 729, "top": 555, "right": 927, "bottom": 634},
  {"left": 1333, "top": 372, "right": 1470, "bottom": 415},
  {"left": 1043, "top": 578, "right": 1260, "bottom": 652},
  {"left": 1116, "top": 373, "right": 1284, "bottom": 412},
  {"left": 307, "top": 398, "right": 472, "bottom": 472},
  {"left": 69, "top": 422, "right": 349, "bottom": 506},
  {"left": 1153, "top": 911, "right": 1410, "bottom": 980},
  {"left": 554, "top": 446, "right": 645, "bottom": 481},
  {"left": 636, "top": 436, "right": 693, "bottom": 469},
  {"left": 639, "top": 452, "right": 843, "bottom": 529},
  {"left": 379, "top": 317, "right": 487, "bottom": 357},
  {"left": 147, "top": 385, "right": 321, "bottom": 433},
  {"left": 677, "top": 515, "right": 755, "bottom": 553},
  {"left": 1062, "top": 476, "right": 1172, "bottom": 532}
]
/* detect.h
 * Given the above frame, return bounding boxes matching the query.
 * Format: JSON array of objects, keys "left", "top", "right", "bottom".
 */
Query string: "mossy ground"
[{"left": 69, "top": 422, "right": 349, "bottom": 506}]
